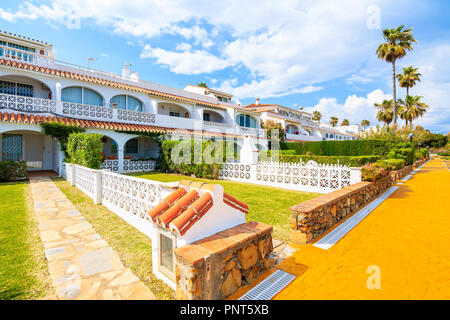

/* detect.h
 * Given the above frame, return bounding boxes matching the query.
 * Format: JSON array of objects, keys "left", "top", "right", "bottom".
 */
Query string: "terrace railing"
[{"left": 0, "top": 93, "right": 57, "bottom": 113}]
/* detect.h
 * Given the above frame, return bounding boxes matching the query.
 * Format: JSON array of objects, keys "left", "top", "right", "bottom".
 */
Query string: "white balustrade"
[{"left": 0, "top": 93, "right": 57, "bottom": 113}]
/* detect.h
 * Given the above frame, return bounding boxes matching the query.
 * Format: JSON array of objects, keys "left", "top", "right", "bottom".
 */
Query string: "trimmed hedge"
[
  {"left": 0, "top": 160, "right": 27, "bottom": 181},
  {"left": 259, "top": 154, "right": 381, "bottom": 167},
  {"left": 67, "top": 133, "right": 103, "bottom": 169},
  {"left": 280, "top": 140, "right": 391, "bottom": 157}
]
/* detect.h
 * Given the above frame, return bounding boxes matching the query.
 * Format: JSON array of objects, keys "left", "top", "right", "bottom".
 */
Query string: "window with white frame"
[
  {"left": 110, "top": 94, "right": 143, "bottom": 112},
  {"left": 61, "top": 86, "right": 103, "bottom": 106}
]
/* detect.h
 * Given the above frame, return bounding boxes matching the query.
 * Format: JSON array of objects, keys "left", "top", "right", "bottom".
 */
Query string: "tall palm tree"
[
  {"left": 398, "top": 95, "right": 429, "bottom": 127},
  {"left": 329, "top": 116, "right": 338, "bottom": 127},
  {"left": 374, "top": 99, "right": 394, "bottom": 126},
  {"left": 361, "top": 120, "right": 370, "bottom": 131},
  {"left": 341, "top": 119, "right": 350, "bottom": 126},
  {"left": 396, "top": 66, "right": 421, "bottom": 97},
  {"left": 376, "top": 25, "right": 416, "bottom": 125},
  {"left": 312, "top": 110, "right": 322, "bottom": 122}
]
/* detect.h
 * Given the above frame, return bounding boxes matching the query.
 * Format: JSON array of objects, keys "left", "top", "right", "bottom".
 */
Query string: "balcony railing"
[
  {"left": 0, "top": 45, "right": 53, "bottom": 66},
  {"left": 0, "top": 93, "right": 57, "bottom": 113}
]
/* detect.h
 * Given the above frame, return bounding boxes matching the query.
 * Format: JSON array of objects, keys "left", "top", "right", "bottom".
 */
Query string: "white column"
[
  {"left": 118, "top": 147, "right": 125, "bottom": 173},
  {"left": 93, "top": 170, "right": 102, "bottom": 205}
]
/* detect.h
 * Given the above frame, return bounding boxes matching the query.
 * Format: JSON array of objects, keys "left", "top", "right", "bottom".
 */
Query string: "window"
[
  {"left": 1, "top": 134, "right": 23, "bottom": 161},
  {"left": 62, "top": 87, "right": 103, "bottom": 106},
  {"left": 169, "top": 111, "right": 180, "bottom": 117},
  {"left": 203, "top": 112, "right": 210, "bottom": 121},
  {"left": 159, "top": 233, "right": 174, "bottom": 275},
  {"left": 236, "top": 114, "right": 257, "bottom": 128},
  {"left": 0, "top": 81, "right": 33, "bottom": 97},
  {"left": 110, "top": 95, "right": 143, "bottom": 112},
  {"left": 125, "top": 139, "right": 138, "bottom": 154}
]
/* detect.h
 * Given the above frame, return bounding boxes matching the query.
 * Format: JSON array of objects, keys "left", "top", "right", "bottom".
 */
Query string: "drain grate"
[{"left": 238, "top": 269, "right": 296, "bottom": 300}]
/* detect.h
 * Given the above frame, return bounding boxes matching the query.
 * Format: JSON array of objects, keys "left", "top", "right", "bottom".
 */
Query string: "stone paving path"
[
  {"left": 275, "top": 158, "right": 450, "bottom": 299},
  {"left": 30, "top": 176, "right": 155, "bottom": 300}
]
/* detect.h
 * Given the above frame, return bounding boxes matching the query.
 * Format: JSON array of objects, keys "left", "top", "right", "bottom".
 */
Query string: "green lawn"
[
  {"left": 0, "top": 181, "right": 53, "bottom": 300},
  {"left": 128, "top": 172, "right": 320, "bottom": 241},
  {"left": 52, "top": 178, "right": 175, "bottom": 300}
]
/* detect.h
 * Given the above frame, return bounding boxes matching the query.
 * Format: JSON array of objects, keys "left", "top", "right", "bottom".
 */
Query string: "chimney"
[
  {"left": 122, "top": 61, "right": 130, "bottom": 77},
  {"left": 255, "top": 97, "right": 260, "bottom": 105}
]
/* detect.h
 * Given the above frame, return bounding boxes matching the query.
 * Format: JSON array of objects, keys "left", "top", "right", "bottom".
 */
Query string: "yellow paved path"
[{"left": 275, "top": 158, "right": 450, "bottom": 299}]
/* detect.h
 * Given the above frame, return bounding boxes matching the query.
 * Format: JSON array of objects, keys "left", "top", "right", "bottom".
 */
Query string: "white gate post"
[
  {"left": 93, "top": 170, "right": 102, "bottom": 205},
  {"left": 71, "top": 164, "right": 76, "bottom": 186},
  {"left": 350, "top": 167, "right": 362, "bottom": 185}
]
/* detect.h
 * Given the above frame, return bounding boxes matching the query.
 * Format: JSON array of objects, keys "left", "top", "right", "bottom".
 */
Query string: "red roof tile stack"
[{"left": 146, "top": 180, "right": 248, "bottom": 237}]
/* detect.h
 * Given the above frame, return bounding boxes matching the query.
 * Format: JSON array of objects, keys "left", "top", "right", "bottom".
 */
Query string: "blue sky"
[{"left": 0, "top": 0, "right": 449, "bottom": 133}]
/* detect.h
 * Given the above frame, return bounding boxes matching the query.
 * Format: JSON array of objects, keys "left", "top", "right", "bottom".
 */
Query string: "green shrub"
[
  {"left": 259, "top": 154, "right": 380, "bottom": 167},
  {"left": 160, "top": 139, "right": 233, "bottom": 179},
  {"left": 0, "top": 160, "right": 27, "bottom": 181},
  {"left": 438, "top": 151, "right": 450, "bottom": 157},
  {"left": 387, "top": 147, "right": 414, "bottom": 165},
  {"left": 361, "top": 163, "right": 388, "bottom": 182},
  {"left": 375, "top": 159, "right": 406, "bottom": 171},
  {"left": 66, "top": 133, "right": 103, "bottom": 169}
]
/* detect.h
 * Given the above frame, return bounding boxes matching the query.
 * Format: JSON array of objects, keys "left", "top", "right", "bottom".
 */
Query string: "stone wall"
[
  {"left": 289, "top": 158, "right": 428, "bottom": 244},
  {"left": 174, "top": 222, "right": 274, "bottom": 300}
]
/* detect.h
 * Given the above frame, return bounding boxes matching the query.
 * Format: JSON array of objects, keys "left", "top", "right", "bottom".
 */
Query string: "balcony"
[{"left": 0, "top": 92, "right": 266, "bottom": 137}]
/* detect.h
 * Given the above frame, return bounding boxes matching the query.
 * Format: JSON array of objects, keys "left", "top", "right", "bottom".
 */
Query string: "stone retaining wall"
[
  {"left": 289, "top": 158, "right": 428, "bottom": 244},
  {"left": 174, "top": 222, "right": 274, "bottom": 300}
]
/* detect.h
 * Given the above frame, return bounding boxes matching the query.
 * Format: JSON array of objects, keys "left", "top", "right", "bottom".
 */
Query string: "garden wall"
[
  {"left": 174, "top": 222, "right": 274, "bottom": 300},
  {"left": 289, "top": 158, "right": 428, "bottom": 244}
]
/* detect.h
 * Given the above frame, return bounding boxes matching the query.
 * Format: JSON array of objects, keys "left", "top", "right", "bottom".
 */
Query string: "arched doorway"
[{"left": 0, "top": 129, "right": 58, "bottom": 172}]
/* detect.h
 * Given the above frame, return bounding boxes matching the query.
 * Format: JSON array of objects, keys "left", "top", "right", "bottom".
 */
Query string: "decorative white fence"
[
  {"left": 219, "top": 161, "right": 361, "bottom": 194},
  {"left": 64, "top": 163, "right": 164, "bottom": 238},
  {"left": 101, "top": 159, "right": 156, "bottom": 173}
]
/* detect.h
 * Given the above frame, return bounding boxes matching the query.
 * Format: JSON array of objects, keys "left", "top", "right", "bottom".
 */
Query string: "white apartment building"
[
  {"left": 244, "top": 98, "right": 359, "bottom": 142},
  {"left": 0, "top": 31, "right": 267, "bottom": 174}
]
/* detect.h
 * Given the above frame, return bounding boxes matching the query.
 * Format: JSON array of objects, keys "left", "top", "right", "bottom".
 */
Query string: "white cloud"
[
  {"left": 0, "top": 0, "right": 402, "bottom": 97},
  {"left": 175, "top": 42, "right": 192, "bottom": 51},
  {"left": 140, "top": 45, "right": 231, "bottom": 74},
  {"left": 304, "top": 89, "right": 392, "bottom": 126}
]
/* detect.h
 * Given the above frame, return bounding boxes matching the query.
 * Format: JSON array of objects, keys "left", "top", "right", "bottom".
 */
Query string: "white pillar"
[
  {"left": 240, "top": 136, "right": 259, "bottom": 165},
  {"left": 350, "top": 167, "right": 362, "bottom": 184},
  {"left": 93, "top": 170, "right": 102, "bottom": 205},
  {"left": 118, "top": 147, "right": 125, "bottom": 173}
]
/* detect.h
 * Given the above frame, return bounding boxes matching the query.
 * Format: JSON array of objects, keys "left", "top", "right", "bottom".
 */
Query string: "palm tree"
[
  {"left": 361, "top": 120, "right": 370, "bottom": 131},
  {"left": 312, "top": 111, "right": 322, "bottom": 122},
  {"left": 329, "top": 116, "right": 338, "bottom": 127},
  {"left": 374, "top": 99, "right": 394, "bottom": 126},
  {"left": 376, "top": 25, "right": 416, "bottom": 125},
  {"left": 341, "top": 119, "right": 350, "bottom": 126},
  {"left": 197, "top": 82, "right": 208, "bottom": 88},
  {"left": 398, "top": 95, "right": 429, "bottom": 127},
  {"left": 396, "top": 66, "right": 421, "bottom": 97}
]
